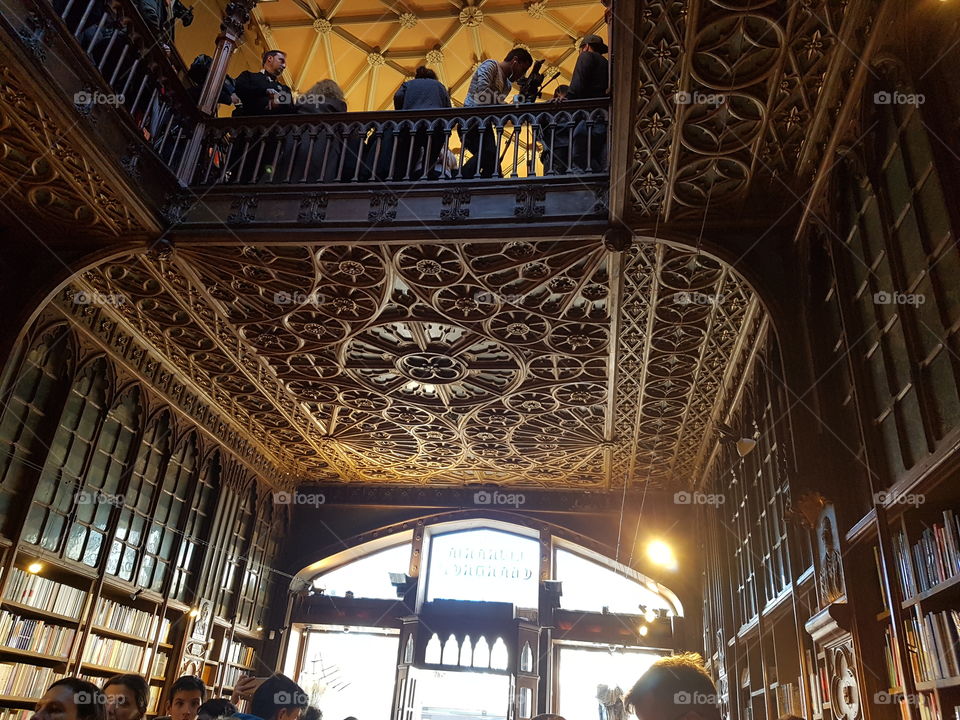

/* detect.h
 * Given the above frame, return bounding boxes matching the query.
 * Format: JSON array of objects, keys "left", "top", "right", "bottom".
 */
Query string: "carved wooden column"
[
  {"left": 199, "top": 0, "right": 256, "bottom": 115},
  {"left": 177, "top": 0, "right": 257, "bottom": 182}
]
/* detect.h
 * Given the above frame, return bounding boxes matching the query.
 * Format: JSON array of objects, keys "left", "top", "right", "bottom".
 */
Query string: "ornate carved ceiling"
[
  {"left": 73, "top": 239, "right": 762, "bottom": 490},
  {"left": 235, "top": 0, "right": 605, "bottom": 110},
  {"left": 623, "top": 0, "right": 874, "bottom": 219}
]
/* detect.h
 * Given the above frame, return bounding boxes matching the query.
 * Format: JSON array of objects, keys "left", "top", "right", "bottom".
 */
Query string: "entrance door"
[{"left": 409, "top": 667, "right": 510, "bottom": 720}]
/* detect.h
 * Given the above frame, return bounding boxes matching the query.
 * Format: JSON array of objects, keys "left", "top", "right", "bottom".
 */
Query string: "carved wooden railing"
[
  {"left": 49, "top": 0, "right": 201, "bottom": 174},
  {"left": 189, "top": 101, "right": 610, "bottom": 187}
]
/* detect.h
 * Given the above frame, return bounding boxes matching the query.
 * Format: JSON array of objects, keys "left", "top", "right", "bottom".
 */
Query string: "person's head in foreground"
[
  {"left": 250, "top": 674, "right": 308, "bottom": 720},
  {"left": 626, "top": 653, "right": 722, "bottom": 720},
  {"left": 33, "top": 679, "right": 106, "bottom": 720},
  {"left": 197, "top": 699, "right": 238, "bottom": 720},
  {"left": 167, "top": 676, "right": 207, "bottom": 720},
  {"left": 103, "top": 675, "right": 148, "bottom": 720},
  {"left": 300, "top": 708, "right": 321, "bottom": 720}
]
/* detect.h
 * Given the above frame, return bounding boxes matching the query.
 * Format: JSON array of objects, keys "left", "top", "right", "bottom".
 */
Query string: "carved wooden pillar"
[
  {"left": 199, "top": 0, "right": 256, "bottom": 115},
  {"left": 177, "top": 0, "right": 257, "bottom": 182}
]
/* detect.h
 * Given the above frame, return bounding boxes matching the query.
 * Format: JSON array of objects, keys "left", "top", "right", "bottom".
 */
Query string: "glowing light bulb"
[
  {"left": 639, "top": 625, "right": 649, "bottom": 637},
  {"left": 647, "top": 540, "right": 677, "bottom": 570},
  {"left": 26, "top": 562, "right": 43, "bottom": 574}
]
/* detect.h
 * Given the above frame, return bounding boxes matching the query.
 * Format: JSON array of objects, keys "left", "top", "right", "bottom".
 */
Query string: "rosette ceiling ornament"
[{"left": 71, "top": 239, "right": 762, "bottom": 489}]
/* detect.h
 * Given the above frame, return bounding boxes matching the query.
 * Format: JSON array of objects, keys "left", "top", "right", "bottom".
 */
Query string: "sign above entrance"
[{"left": 426, "top": 529, "right": 539, "bottom": 608}]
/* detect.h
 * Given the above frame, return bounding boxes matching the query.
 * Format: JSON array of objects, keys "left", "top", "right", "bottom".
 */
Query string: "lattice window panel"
[
  {"left": 24, "top": 358, "right": 109, "bottom": 553},
  {"left": 0, "top": 326, "right": 73, "bottom": 537},
  {"left": 65, "top": 385, "right": 142, "bottom": 567},
  {"left": 106, "top": 411, "right": 172, "bottom": 582},
  {"left": 136, "top": 433, "right": 198, "bottom": 593},
  {"left": 171, "top": 451, "right": 220, "bottom": 602}
]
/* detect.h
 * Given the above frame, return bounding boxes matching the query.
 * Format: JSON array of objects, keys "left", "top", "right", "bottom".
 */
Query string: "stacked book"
[
  {"left": 0, "top": 612, "right": 75, "bottom": 657},
  {"left": 81, "top": 634, "right": 144, "bottom": 672},
  {"left": 882, "top": 627, "right": 903, "bottom": 689},
  {"left": 226, "top": 640, "right": 255, "bottom": 666},
  {"left": 893, "top": 511, "right": 960, "bottom": 598},
  {"left": 147, "top": 650, "right": 168, "bottom": 678},
  {"left": 0, "top": 663, "right": 66, "bottom": 698},
  {"left": 904, "top": 609, "right": 960, "bottom": 681},
  {"left": 94, "top": 599, "right": 170, "bottom": 643},
  {"left": 3, "top": 570, "right": 85, "bottom": 619}
]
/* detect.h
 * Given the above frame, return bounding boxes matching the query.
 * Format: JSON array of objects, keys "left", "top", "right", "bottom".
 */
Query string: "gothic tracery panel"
[{"left": 73, "top": 239, "right": 761, "bottom": 489}]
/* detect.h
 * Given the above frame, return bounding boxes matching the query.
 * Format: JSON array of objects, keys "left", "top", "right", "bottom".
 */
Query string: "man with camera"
[
  {"left": 233, "top": 50, "right": 295, "bottom": 116},
  {"left": 459, "top": 48, "right": 534, "bottom": 178}
]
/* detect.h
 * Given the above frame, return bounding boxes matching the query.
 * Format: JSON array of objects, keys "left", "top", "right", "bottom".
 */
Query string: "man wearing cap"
[{"left": 565, "top": 34, "right": 610, "bottom": 172}]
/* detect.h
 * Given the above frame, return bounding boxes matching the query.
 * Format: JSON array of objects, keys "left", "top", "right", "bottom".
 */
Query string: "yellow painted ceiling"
[{"left": 221, "top": 0, "right": 607, "bottom": 110}]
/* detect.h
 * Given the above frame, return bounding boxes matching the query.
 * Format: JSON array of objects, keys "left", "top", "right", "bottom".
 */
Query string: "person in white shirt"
[{"left": 459, "top": 48, "right": 533, "bottom": 178}]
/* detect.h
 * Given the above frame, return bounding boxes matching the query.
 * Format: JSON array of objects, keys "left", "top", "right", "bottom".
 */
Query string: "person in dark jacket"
[
  {"left": 381, "top": 66, "right": 452, "bottom": 180},
  {"left": 233, "top": 50, "right": 294, "bottom": 116},
  {"left": 186, "top": 54, "right": 239, "bottom": 109},
  {"left": 564, "top": 34, "right": 610, "bottom": 172}
]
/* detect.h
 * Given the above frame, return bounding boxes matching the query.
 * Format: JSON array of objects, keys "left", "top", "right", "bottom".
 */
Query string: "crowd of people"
[
  {"left": 26, "top": 653, "right": 744, "bottom": 720},
  {"left": 30, "top": 672, "right": 317, "bottom": 720},
  {"left": 192, "top": 36, "right": 609, "bottom": 181}
]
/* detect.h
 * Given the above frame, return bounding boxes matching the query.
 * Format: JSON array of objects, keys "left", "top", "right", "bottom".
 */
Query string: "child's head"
[
  {"left": 167, "top": 676, "right": 207, "bottom": 720},
  {"left": 197, "top": 698, "right": 238, "bottom": 720}
]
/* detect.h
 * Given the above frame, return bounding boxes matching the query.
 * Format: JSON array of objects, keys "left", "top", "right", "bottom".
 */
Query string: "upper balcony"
[{"left": 0, "top": 0, "right": 612, "bottom": 244}]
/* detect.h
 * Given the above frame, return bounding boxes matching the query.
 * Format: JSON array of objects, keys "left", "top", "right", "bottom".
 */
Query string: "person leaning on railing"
[
  {"left": 459, "top": 48, "right": 533, "bottom": 178},
  {"left": 233, "top": 50, "right": 295, "bottom": 116},
  {"left": 559, "top": 34, "right": 610, "bottom": 173}
]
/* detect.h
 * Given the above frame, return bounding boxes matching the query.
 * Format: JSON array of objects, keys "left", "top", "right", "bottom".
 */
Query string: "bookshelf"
[{"left": 882, "top": 482, "right": 960, "bottom": 720}]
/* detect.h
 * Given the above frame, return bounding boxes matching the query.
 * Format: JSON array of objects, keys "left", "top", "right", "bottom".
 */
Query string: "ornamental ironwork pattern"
[
  {"left": 627, "top": 0, "right": 872, "bottom": 218},
  {"left": 76, "top": 239, "right": 760, "bottom": 489}
]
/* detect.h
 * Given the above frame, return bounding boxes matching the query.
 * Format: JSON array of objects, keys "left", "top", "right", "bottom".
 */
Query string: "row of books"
[
  {"left": 3, "top": 569, "right": 86, "bottom": 620},
  {"left": 221, "top": 663, "right": 245, "bottom": 690},
  {"left": 0, "top": 612, "right": 76, "bottom": 657},
  {"left": 882, "top": 626, "right": 903, "bottom": 689},
  {"left": 224, "top": 640, "right": 255, "bottom": 667},
  {"left": 773, "top": 681, "right": 802, "bottom": 716},
  {"left": 805, "top": 649, "right": 827, "bottom": 717},
  {"left": 0, "top": 710, "right": 31, "bottom": 720},
  {"left": 0, "top": 662, "right": 65, "bottom": 699},
  {"left": 81, "top": 634, "right": 145, "bottom": 672},
  {"left": 892, "top": 511, "right": 960, "bottom": 598},
  {"left": 904, "top": 608, "right": 960, "bottom": 681},
  {"left": 94, "top": 598, "right": 171, "bottom": 643}
]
